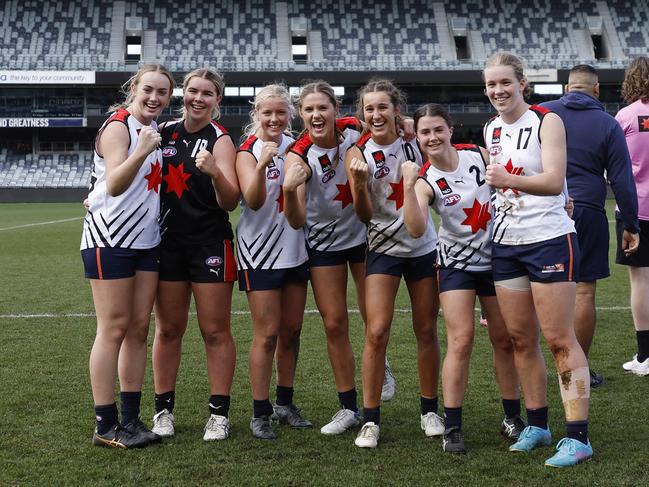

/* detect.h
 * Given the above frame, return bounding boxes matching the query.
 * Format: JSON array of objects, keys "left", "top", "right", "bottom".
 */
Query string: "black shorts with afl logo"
[{"left": 159, "top": 239, "right": 236, "bottom": 283}]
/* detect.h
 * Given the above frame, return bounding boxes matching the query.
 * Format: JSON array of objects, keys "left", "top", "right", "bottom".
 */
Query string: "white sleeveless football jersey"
[
  {"left": 358, "top": 133, "right": 437, "bottom": 257},
  {"left": 483, "top": 106, "right": 574, "bottom": 245},
  {"left": 236, "top": 133, "right": 308, "bottom": 270},
  {"left": 420, "top": 145, "right": 492, "bottom": 271},
  {"left": 81, "top": 108, "right": 161, "bottom": 250},
  {"left": 290, "top": 117, "right": 366, "bottom": 252}
]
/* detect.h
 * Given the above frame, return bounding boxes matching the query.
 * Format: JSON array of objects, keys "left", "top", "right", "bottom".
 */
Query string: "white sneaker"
[
  {"left": 203, "top": 414, "right": 230, "bottom": 441},
  {"left": 151, "top": 409, "right": 175, "bottom": 437},
  {"left": 420, "top": 412, "right": 445, "bottom": 437},
  {"left": 622, "top": 354, "right": 649, "bottom": 376},
  {"left": 381, "top": 360, "right": 396, "bottom": 402},
  {"left": 321, "top": 409, "right": 360, "bottom": 435},
  {"left": 355, "top": 422, "right": 380, "bottom": 448}
]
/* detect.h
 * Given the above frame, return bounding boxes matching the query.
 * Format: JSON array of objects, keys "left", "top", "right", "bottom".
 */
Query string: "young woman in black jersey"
[
  {"left": 151, "top": 68, "right": 240, "bottom": 441},
  {"left": 81, "top": 64, "right": 174, "bottom": 449}
]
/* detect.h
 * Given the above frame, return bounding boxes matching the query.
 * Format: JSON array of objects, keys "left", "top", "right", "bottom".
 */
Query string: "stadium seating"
[
  {"left": 0, "top": 0, "right": 646, "bottom": 72},
  {"left": 0, "top": 150, "right": 92, "bottom": 188}
]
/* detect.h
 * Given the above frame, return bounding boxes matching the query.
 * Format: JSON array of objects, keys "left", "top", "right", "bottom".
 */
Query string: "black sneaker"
[
  {"left": 442, "top": 427, "right": 466, "bottom": 454},
  {"left": 589, "top": 369, "right": 604, "bottom": 388},
  {"left": 501, "top": 415, "right": 526, "bottom": 440},
  {"left": 122, "top": 418, "right": 162, "bottom": 444},
  {"left": 92, "top": 424, "right": 150, "bottom": 449},
  {"left": 272, "top": 404, "right": 313, "bottom": 428},
  {"left": 250, "top": 415, "right": 277, "bottom": 439}
]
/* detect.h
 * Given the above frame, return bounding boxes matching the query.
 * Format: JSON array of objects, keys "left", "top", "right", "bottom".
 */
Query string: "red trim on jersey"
[
  {"left": 530, "top": 105, "right": 550, "bottom": 116},
  {"left": 224, "top": 239, "right": 236, "bottom": 282},
  {"left": 95, "top": 248, "right": 104, "bottom": 280},
  {"left": 109, "top": 108, "right": 131, "bottom": 123},
  {"left": 210, "top": 119, "right": 228, "bottom": 134},
  {"left": 336, "top": 117, "right": 362, "bottom": 132},
  {"left": 419, "top": 161, "right": 431, "bottom": 177},
  {"left": 356, "top": 131, "right": 372, "bottom": 149},
  {"left": 566, "top": 234, "right": 574, "bottom": 281},
  {"left": 290, "top": 134, "right": 314, "bottom": 158},
  {"left": 453, "top": 143, "right": 480, "bottom": 153},
  {"left": 239, "top": 134, "right": 258, "bottom": 152}
]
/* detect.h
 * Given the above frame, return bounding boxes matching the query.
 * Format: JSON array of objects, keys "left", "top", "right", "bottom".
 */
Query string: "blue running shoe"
[
  {"left": 544, "top": 438, "right": 593, "bottom": 467},
  {"left": 509, "top": 425, "right": 552, "bottom": 452}
]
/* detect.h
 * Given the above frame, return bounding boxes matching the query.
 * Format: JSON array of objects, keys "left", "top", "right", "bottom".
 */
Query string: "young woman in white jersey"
[
  {"left": 81, "top": 64, "right": 173, "bottom": 449},
  {"left": 236, "top": 84, "right": 311, "bottom": 439},
  {"left": 402, "top": 103, "right": 522, "bottom": 454},
  {"left": 482, "top": 52, "right": 592, "bottom": 468},
  {"left": 346, "top": 79, "right": 442, "bottom": 449},
  {"left": 283, "top": 81, "right": 368, "bottom": 436},
  {"left": 151, "top": 68, "right": 239, "bottom": 441}
]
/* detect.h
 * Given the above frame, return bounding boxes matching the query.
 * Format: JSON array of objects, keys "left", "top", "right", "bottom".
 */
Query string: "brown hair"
[
  {"left": 413, "top": 103, "right": 454, "bottom": 131},
  {"left": 484, "top": 52, "right": 533, "bottom": 100},
  {"left": 355, "top": 78, "right": 406, "bottom": 120},
  {"left": 181, "top": 67, "right": 225, "bottom": 119},
  {"left": 293, "top": 80, "right": 340, "bottom": 142},
  {"left": 622, "top": 56, "right": 649, "bottom": 103},
  {"left": 109, "top": 63, "right": 175, "bottom": 112}
]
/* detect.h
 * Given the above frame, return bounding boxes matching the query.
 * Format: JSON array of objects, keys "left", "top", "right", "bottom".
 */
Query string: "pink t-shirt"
[{"left": 616, "top": 100, "right": 649, "bottom": 220}]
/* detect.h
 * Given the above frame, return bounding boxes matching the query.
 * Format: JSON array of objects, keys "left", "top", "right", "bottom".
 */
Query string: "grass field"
[{"left": 0, "top": 202, "right": 646, "bottom": 486}]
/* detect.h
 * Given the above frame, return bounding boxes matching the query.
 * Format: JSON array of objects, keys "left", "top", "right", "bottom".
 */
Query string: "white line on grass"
[
  {"left": 0, "top": 217, "right": 83, "bottom": 231},
  {"left": 1, "top": 305, "right": 632, "bottom": 319}
]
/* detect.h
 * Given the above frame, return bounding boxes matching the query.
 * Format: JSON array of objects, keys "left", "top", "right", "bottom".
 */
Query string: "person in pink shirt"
[{"left": 615, "top": 56, "right": 649, "bottom": 376}]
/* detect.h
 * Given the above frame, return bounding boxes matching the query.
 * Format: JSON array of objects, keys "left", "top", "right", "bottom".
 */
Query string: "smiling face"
[
  {"left": 484, "top": 64, "right": 527, "bottom": 121},
  {"left": 130, "top": 71, "right": 172, "bottom": 123},
  {"left": 300, "top": 91, "right": 338, "bottom": 146},
  {"left": 256, "top": 96, "right": 290, "bottom": 142},
  {"left": 416, "top": 115, "right": 453, "bottom": 161},
  {"left": 183, "top": 76, "right": 221, "bottom": 124},
  {"left": 362, "top": 91, "right": 399, "bottom": 145}
]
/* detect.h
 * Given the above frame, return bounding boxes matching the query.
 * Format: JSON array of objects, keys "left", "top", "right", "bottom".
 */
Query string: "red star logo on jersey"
[
  {"left": 502, "top": 159, "right": 524, "bottom": 195},
  {"left": 163, "top": 162, "right": 191, "bottom": 198},
  {"left": 387, "top": 176, "right": 405, "bottom": 210},
  {"left": 276, "top": 186, "right": 285, "bottom": 213},
  {"left": 333, "top": 182, "right": 353, "bottom": 209},
  {"left": 144, "top": 160, "right": 162, "bottom": 193},
  {"left": 171, "top": 131, "right": 179, "bottom": 140},
  {"left": 461, "top": 199, "right": 491, "bottom": 233},
  {"left": 640, "top": 116, "right": 649, "bottom": 132}
]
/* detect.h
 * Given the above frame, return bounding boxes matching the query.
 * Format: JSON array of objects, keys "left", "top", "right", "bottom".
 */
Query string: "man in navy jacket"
[{"left": 541, "top": 64, "right": 639, "bottom": 387}]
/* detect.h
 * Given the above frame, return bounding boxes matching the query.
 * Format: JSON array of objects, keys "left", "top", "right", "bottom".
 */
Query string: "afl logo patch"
[
  {"left": 489, "top": 145, "right": 502, "bottom": 156},
  {"left": 322, "top": 169, "right": 336, "bottom": 183},
  {"left": 205, "top": 256, "right": 223, "bottom": 267},
  {"left": 373, "top": 166, "right": 390, "bottom": 179},
  {"left": 163, "top": 147, "right": 177, "bottom": 157},
  {"left": 443, "top": 194, "right": 461, "bottom": 206},
  {"left": 267, "top": 168, "right": 280, "bottom": 180}
]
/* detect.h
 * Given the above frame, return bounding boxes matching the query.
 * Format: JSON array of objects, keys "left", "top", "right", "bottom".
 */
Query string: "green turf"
[{"left": 0, "top": 202, "right": 645, "bottom": 486}]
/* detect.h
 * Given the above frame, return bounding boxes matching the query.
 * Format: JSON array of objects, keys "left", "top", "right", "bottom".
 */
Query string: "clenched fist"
[
  {"left": 283, "top": 163, "right": 308, "bottom": 191},
  {"left": 195, "top": 149, "right": 220, "bottom": 178}
]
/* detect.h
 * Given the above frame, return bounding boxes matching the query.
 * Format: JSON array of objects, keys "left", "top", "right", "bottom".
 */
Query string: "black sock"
[
  {"left": 95, "top": 403, "right": 118, "bottom": 435},
  {"left": 502, "top": 398, "right": 521, "bottom": 419},
  {"left": 253, "top": 399, "right": 273, "bottom": 418},
  {"left": 155, "top": 391, "right": 175, "bottom": 414},
  {"left": 209, "top": 394, "right": 231, "bottom": 417},
  {"left": 444, "top": 407, "right": 462, "bottom": 430},
  {"left": 363, "top": 407, "right": 380, "bottom": 425},
  {"left": 566, "top": 420, "right": 589, "bottom": 445},
  {"left": 526, "top": 406, "right": 548, "bottom": 430},
  {"left": 338, "top": 388, "right": 358, "bottom": 413},
  {"left": 420, "top": 396, "right": 438, "bottom": 415},
  {"left": 120, "top": 391, "right": 142, "bottom": 425},
  {"left": 637, "top": 330, "right": 649, "bottom": 362},
  {"left": 275, "top": 385, "right": 294, "bottom": 407}
]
